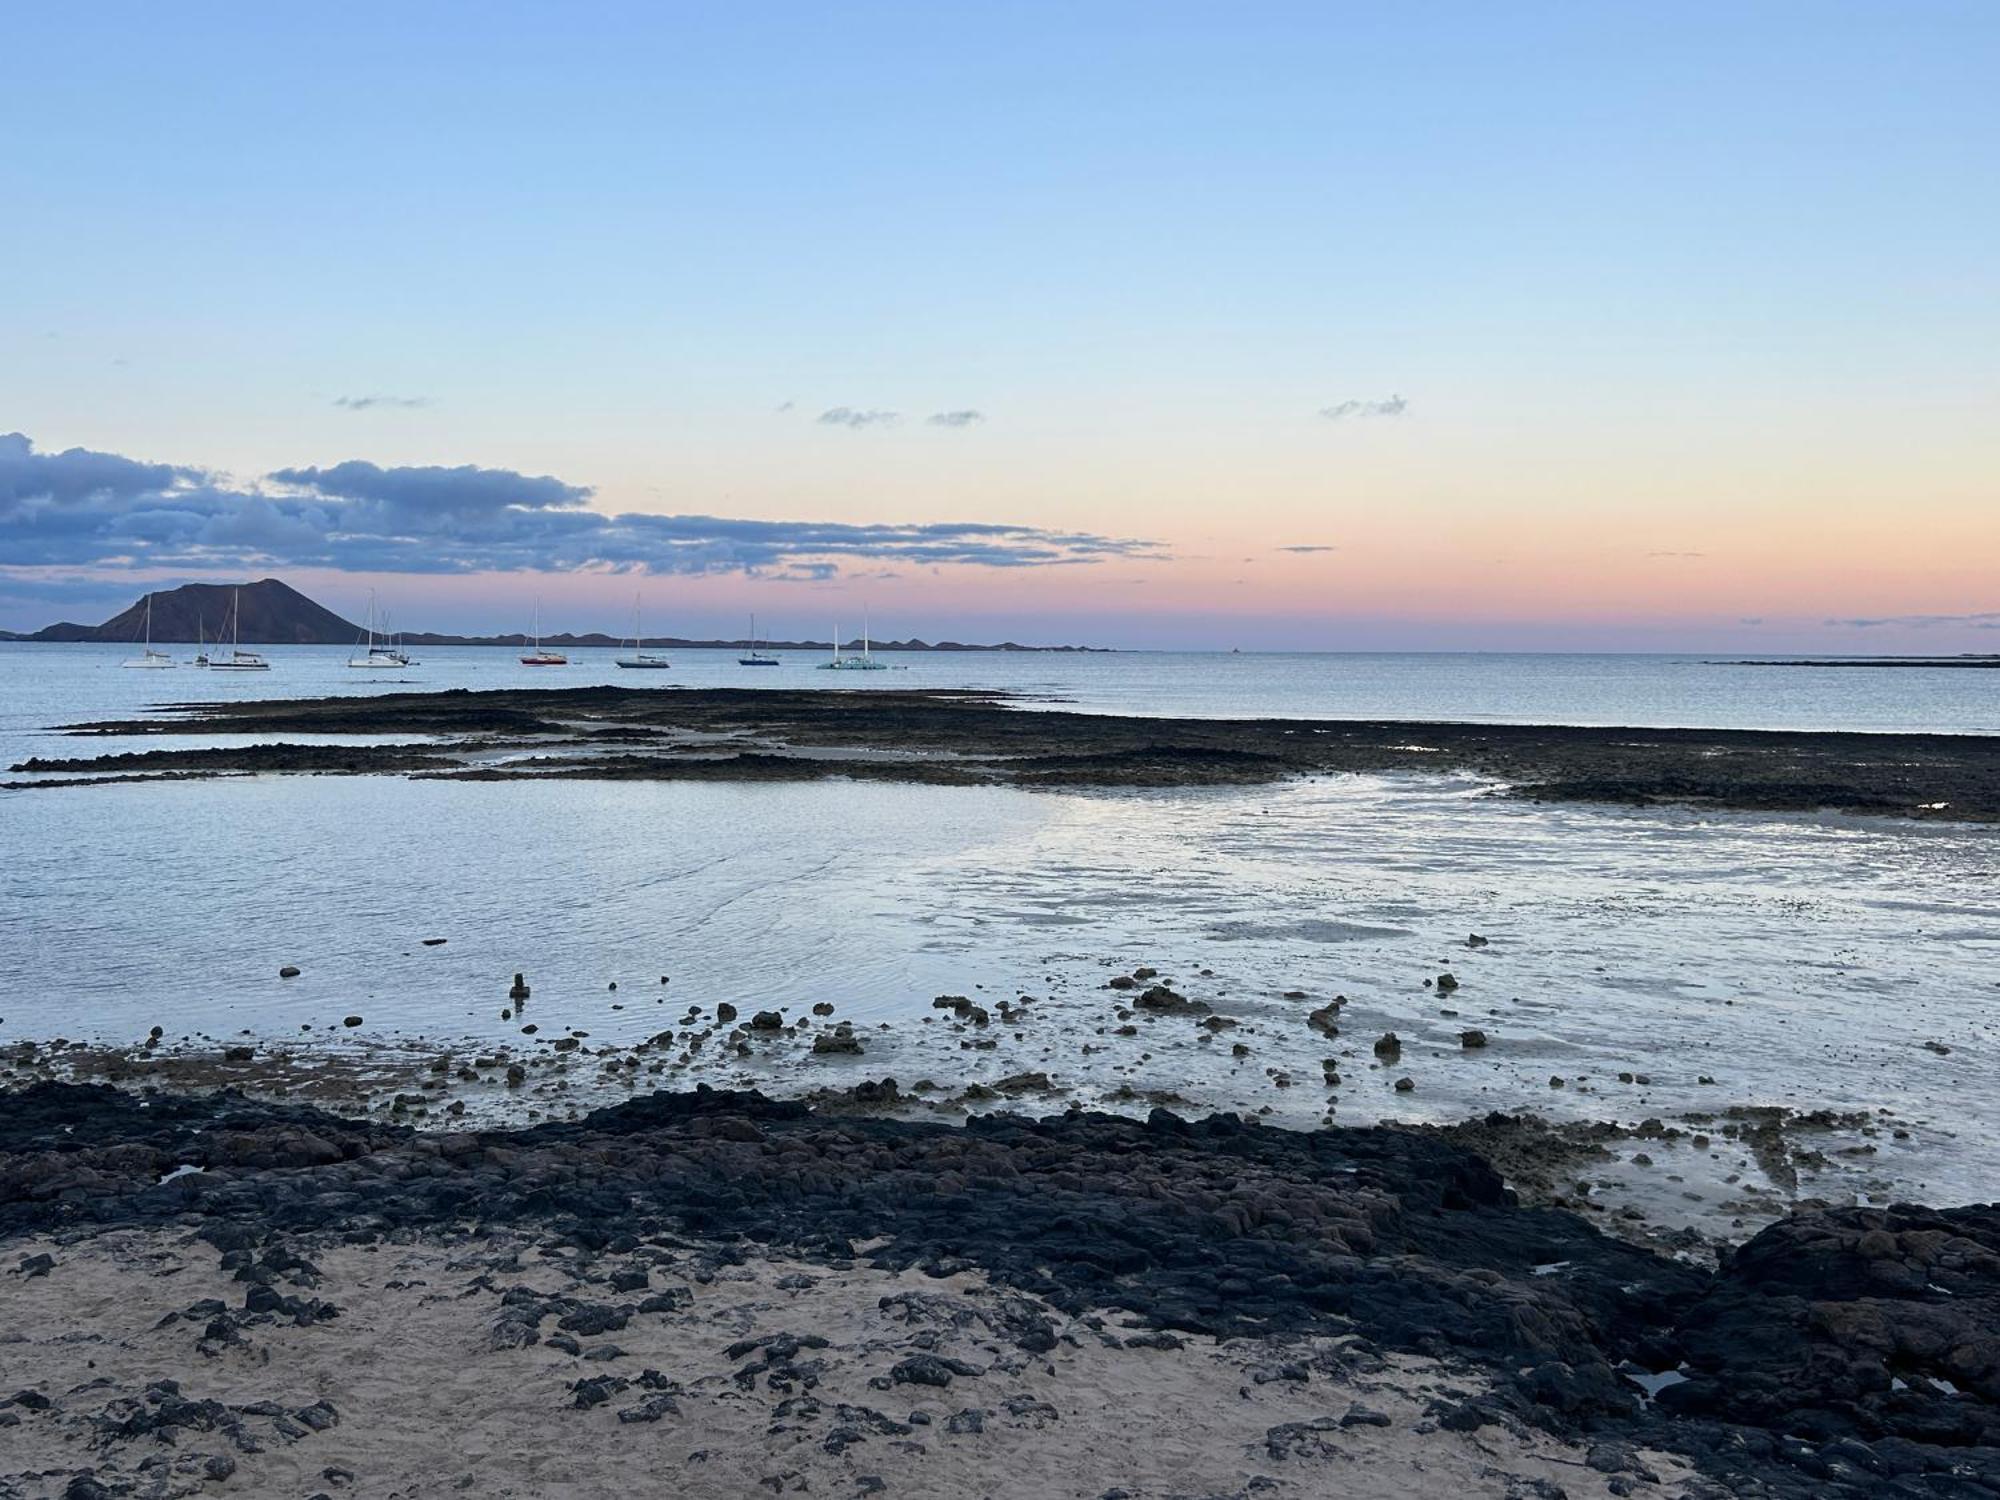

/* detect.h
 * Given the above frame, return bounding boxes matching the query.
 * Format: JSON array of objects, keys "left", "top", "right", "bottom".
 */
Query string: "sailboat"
[
  {"left": 209, "top": 587, "right": 270, "bottom": 670},
  {"left": 192, "top": 615, "right": 210, "bottom": 668},
  {"left": 615, "top": 596, "right": 671, "bottom": 669},
  {"left": 519, "top": 598, "right": 567, "bottom": 665},
  {"left": 348, "top": 590, "right": 412, "bottom": 669},
  {"left": 738, "top": 614, "right": 779, "bottom": 667},
  {"left": 818, "top": 614, "right": 888, "bottom": 671},
  {"left": 121, "top": 594, "right": 177, "bottom": 668}
]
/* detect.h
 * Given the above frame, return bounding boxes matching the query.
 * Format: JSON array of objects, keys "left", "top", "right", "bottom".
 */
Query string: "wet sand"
[{"left": 15, "top": 684, "right": 2000, "bottom": 820}]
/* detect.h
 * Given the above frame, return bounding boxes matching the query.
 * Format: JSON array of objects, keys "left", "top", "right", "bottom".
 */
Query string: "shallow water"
[{"left": 5, "top": 755, "right": 1996, "bottom": 1228}]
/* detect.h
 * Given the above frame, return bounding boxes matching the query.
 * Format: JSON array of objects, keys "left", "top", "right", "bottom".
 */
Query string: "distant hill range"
[{"left": 15, "top": 578, "right": 1108, "bottom": 653}]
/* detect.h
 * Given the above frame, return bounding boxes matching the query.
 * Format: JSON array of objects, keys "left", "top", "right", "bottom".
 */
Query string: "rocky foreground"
[
  {"left": 15, "top": 685, "right": 2000, "bottom": 820},
  {"left": 2, "top": 1083, "right": 1995, "bottom": 1499}
]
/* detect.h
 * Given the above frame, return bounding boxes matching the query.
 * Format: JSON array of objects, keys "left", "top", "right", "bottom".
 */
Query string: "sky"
[{"left": 2, "top": 3, "right": 1995, "bottom": 651}]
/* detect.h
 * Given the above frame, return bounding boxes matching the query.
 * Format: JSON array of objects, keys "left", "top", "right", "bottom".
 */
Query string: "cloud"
[
  {"left": 1826, "top": 611, "right": 2000, "bottom": 629},
  {"left": 332, "top": 394, "right": 432, "bottom": 411},
  {"left": 1318, "top": 395, "right": 1408, "bottom": 421},
  {"left": 270, "top": 459, "right": 589, "bottom": 514},
  {"left": 818, "top": 407, "right": 899, "bottom": 429},
  {"left": 774, "top": 400, "right": 796, "bottom": 414},
  {"left": 1276, "top": 544, "right": 1336, "bottom": 554},
  {"left": 0, "top": 430, "right": 191, "bottom": 507},
  {"left": 0, "top": 430, "right": 1164, "bottom": 581},
  {"left": 1646, "top": 550, "right": 1707, "bottom": 559},
  {"left": 926, "top": 410, "right": 985, "bottom": 428}
]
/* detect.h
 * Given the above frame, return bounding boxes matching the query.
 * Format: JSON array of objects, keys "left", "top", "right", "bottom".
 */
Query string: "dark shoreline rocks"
[
  {"left": 1, "top": 1080, "right": 1993, "bottom": 1497},
  {"left": 15, "top": 685, "right": 2000, "bottom": 821}
]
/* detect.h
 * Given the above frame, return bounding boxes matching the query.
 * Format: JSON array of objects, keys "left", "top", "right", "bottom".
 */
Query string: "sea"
[{"left": 2, "top": 642, "right": 1995, "bottom": 1234}]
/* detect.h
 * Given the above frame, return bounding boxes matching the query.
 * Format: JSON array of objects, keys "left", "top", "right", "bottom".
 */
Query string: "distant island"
[
  {"left": 8, "top": 578, "right": 1112, "bottom": 653},
  {"left": 1710, "top": 657, "right": 2000, "bottom": 669}
]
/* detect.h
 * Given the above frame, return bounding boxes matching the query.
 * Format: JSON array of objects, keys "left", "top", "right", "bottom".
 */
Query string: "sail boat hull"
[{"left": 615, "top": 656, "right": 672, "bottom": 669}]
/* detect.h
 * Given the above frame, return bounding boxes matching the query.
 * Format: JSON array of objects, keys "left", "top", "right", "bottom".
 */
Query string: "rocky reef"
[{"left": 2, "top": 1081, "right": 1994, "bottom": 1497}]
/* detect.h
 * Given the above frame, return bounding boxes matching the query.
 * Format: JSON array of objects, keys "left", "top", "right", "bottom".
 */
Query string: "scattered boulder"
[
  {"left": 890, "top": 1353, "right": 981, "bottom": 1388},
  {"left": 1459, "top": 1029, "right": 1488, "bottom": 1049},
  {"left": 813, "top": 1025, "right": 864, "bottom": 1056},
  {"left": 1134, "top": 985, "right": 1209, "bottom": 1016},
  {"left": 278, "top": 966, "right": 301, "bottom": 979}
]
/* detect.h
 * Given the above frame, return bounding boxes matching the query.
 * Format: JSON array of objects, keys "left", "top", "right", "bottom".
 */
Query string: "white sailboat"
[
  {"left": 818, "top": 613, "right": 888, "bottom": 671},
  {"left": 347, "top": 590, "right": 412, "bottom": 668},
  {"left": 121, "top": 594, "right": 177, "bottom": 669},
  {"left": 615, "top": 595, "right": 671, "bottom": 670},
  {"left": 209, "top": 587, "right": 270, "bottom": 670},
  {"left": 520, "top": 597, "right": 567, "bottom": 665},
  {"left": 738, "top": 613, "right": 779, "bottom": 667}
]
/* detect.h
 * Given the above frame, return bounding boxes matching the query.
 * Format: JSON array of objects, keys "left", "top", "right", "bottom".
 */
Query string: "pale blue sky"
[{"left": 3, "top": 4, "right": 1995, "bottom": 647}]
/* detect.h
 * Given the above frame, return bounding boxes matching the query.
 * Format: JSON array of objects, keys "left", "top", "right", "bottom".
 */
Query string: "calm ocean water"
[
  {"left": 0, "top": 641, "right": 1996, "bottom": 769},
  {"left": 1, "top": 642, "right": 1995, "bottom": 1230}
]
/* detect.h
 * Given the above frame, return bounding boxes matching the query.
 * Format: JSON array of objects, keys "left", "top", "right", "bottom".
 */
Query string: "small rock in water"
[
  {"left": 1373, "top": 1032, "right": 1402, "bottom": 1059},
  {"left": 1393, "top": 1077, "right": 1415, "bottom": 1092},
  {"left": 508, "top": 973, "right": 531, "bottom": 1001},
  {"left": 1466, "top": 933, "right": 1489, "bottom": 948},
  {"left": 1459, "top": 1029, "right": 1488, "bottom": 1048},
  {"left": 342, "top": 1015, "right": 363, "bottom": 1028},
  {"left": 422, "top": 938, "right": 447, "bottom": 946},
  {"left": 813, "top": 1024, "right": 864, "bottom": 1056},
  {"left": 1436, "top": 972, "right": 1460, "bottom": 994},
  {"left": 749, "top": 1010, "right": 784, "bottom": 1031},
  {"left": 715, "top": 1002, "right": 738, "bottom": 1023},
  {"left": 278, "top": 965, "right": 301, "bottom": 979}
]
